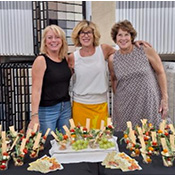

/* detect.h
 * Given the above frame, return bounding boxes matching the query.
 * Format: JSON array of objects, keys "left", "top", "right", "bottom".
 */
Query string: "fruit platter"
[{"left": 49, "top": 118, "right": 119, "bottom": 163}]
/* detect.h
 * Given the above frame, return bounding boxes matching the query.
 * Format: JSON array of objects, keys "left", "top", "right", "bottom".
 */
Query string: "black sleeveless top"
[{"left": 40, "top": 54, "right": 71, "bottom": 107}]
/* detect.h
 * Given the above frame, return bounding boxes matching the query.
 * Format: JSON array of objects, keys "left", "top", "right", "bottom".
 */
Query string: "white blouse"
[{"left": 73, "top": 45, "right": 109, "bottom": 104}]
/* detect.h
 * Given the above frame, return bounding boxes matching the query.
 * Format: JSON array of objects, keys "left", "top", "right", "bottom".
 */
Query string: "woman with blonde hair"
[
  {"left": 69, "top": 20, "right": 148, "bottom": 129},
  {"left": 28, "top": 25, "right": 72, "bottom": 134}
]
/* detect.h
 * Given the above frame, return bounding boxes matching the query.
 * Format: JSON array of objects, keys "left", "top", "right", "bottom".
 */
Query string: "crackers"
[
  {"left": 102, "top": 152, "right": 142, "bottom": 172},
  {"left": 27, "top": 155, "right": 63, "bottom": 173}
]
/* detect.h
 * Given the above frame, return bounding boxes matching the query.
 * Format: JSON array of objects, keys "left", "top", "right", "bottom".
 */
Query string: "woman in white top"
[{"left": 68, "top": 20, "right": 149, "bottom": 129}]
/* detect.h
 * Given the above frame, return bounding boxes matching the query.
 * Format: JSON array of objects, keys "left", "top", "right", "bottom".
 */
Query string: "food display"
[
  {"left": 0, "top": 124, "right": 50, "bottom": 170},
  {"left": 29, "top": 132, "right": 42, "bottom": 158},
  {"left": 39, "top": 128, "right": 50, "bottom": 151},
  {"left": 160, "top": 137, "right": 174, "bottom": 167},
  {"left": 11, "top": 137, "right": 27, "bottom": 166},
  {"left": 0, "top": 130, "right": 11, "bottom": 170},
  {"left": 27, "top": 155, "right": 63, "bottom": 173},
  {"left": 102, "top": 151, "right": 119, "bottom": 168},
  {"left": 102, "top": 151, "right": 142, "bottom": 171},
  {"left": 51, "top": 118, "right": 116, "bottom": 152},
  {"left": 49, "top": 118, "right": 118, "bottom": 163},
  {"left": 0, "top": 151, "right": 10, "bottom": 170},
  {"left": 1, "top": 116, "right": 175, "bottom": 173},
  {"left": 120, "top": 119, "right": 175, "bottom": 166}
]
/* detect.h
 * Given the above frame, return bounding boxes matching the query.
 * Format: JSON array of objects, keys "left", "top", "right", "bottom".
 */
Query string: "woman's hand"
[
  {"left": 28, "top": 115, "right": 40, "bottom": 131},
  {"left": 159, "top": 99, "right": 168, "bottom": 119},
  {"left": 134, "top": 40, "right": 152, "bottom": 48}
]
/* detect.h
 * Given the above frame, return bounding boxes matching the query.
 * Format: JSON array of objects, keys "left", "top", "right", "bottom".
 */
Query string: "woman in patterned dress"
[{"left": 108, "top": 20, "right": 169, "bottom": 131}]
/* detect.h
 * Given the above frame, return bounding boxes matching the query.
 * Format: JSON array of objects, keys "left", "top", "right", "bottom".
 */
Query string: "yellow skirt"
[{"left": 72, "top": 101, "right": 108, "bottom": 129}]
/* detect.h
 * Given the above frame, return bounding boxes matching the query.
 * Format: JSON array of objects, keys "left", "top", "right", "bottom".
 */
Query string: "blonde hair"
[
  {"left": 71, "top": 20, "right": 101, "bottom": 47},
  {"left": 111, "top": 20, "right": 137, "bottom": 44},
  {"left": 40, "top": 25, "right": 68, "bottom": 58}
]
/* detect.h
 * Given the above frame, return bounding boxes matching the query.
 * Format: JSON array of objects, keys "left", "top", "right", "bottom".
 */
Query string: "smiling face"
[
  {"left": 116, "top": 29, "right": 132, "bottom": 50},
  {"left": 79, "top": 27, "right": 94, "bottom": 47},
  {"left": 45, "top": 29, "right": 62, "bottom": 53}
]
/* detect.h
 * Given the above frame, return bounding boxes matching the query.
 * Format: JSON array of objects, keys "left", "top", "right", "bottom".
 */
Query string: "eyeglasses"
[{"left": 79, "top": 31, "right": 93, "bottom": 36}]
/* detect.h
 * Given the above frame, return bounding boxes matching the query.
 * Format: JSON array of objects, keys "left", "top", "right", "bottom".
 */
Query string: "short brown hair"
[
  {"left": 111, "top": 20, "right": 137, "bottom": 43},
  {"left": 40, "top": 25, "right": 68, "bottom": 59},
  {"left": 71, "top": 20, "right": 101, "bottom": 47}
]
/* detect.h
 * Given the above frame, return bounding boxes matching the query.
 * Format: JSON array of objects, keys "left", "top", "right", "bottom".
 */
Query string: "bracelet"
[{"left": 31, "top": 113, "right": 38, "bottom": 117}]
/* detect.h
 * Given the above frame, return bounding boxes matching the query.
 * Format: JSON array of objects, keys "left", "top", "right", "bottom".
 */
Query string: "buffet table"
[{"left": 2, "top": 132, "right": 175, "bottom": 175}]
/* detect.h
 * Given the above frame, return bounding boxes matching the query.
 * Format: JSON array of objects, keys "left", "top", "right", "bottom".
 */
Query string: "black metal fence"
[{"left": 0, "top": 63, "right": 32, "bottom": 131}]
